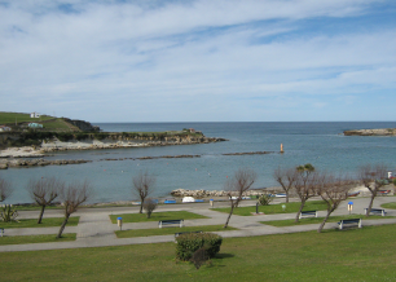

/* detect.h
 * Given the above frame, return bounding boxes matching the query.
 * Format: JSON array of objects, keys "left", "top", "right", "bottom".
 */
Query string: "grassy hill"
[
  {"left": 0, "top": 112, "right": 82, "bottom": 132},
  {"left": 0, "top": 112, "right": 54, "bottom": 124}
]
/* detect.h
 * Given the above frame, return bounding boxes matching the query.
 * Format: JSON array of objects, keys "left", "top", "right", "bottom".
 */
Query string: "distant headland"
[
  {"left": 0, "top": 111, "right": 227, "bottom": 161},
  {"left": 343, "top": 128, "right": 396, "bottom": 136}
]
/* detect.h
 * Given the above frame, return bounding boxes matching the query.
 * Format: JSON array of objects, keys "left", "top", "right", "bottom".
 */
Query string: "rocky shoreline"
[
  {"left": 0, "top": 158, "right": 91, "bottom": 169},
  {"left": 170, "top": 188, "right": 281, "bottom": 198},
  {"left": 344, "top": 128, "right": 396, "bottom": 136}
]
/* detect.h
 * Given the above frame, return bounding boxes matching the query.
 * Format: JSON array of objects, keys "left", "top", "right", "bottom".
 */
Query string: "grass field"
[
  {"left": 0, "top": 112, "right": 54, "bottom": 124},
  {"left": 115, "top": 225, "right": 237, "bottom": 238},
  {"left": 109, "top": 211, "right": 208, "bottom": 224},
  {"left": 0, "top": 217, "right": 79, "bottom": 229},
  {"left": 381, "top": 202, "right": 396, "bottom": 209},
  {"left": 211, "top": 201, "right": 328, "bottom": 216},
  {"left": 0, "top": 233, "right": 76, "bottom": 246},
  {"left": 262, "top": 214, "right": 395, "bottom": 227},
  {"left": 1, "top": 225, "right": 396, "bottom": 281}
]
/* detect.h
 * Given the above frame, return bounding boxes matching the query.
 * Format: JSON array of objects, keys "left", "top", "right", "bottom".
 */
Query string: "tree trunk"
[
  {"left": 224, "top": 202, "right": 235, "bottom": 229},
  {"left": 295, "top": 200, "right": 306, "bottom": 223},
  {"left": 37, "top": 205, "right": 46, "bottom": 224},
  {"left": 317, "top": 209, "right": 333, "bottom": 233},
  {"left": 366, "top": 193, "right": 376, "bottom": 217},
  {"left": 57, "top": 213, "right": 70, "bottom": 238},
  {"left": 139, "top": 197, "right": 144, "bottom": 214},
  {"left": 286, "top": 193, "right": 289, "bottom": 203}
]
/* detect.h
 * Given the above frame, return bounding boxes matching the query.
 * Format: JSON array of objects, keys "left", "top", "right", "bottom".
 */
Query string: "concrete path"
[{"left": 1, "top": 196, "right": 396, "bottom": 252}]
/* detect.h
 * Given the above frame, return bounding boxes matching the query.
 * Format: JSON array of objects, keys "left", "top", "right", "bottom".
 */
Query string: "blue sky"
[{"left": 1, "top": 0, "right": 395, "bottom": 122}]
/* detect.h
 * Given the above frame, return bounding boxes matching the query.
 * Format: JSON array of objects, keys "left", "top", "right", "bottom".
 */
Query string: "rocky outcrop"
[
  {"left": 63, "top": 118, "right": 101, "bottom": 132},
  {"left": 222, "top": 151, "right": 276, "bottom": 156},
  {"left": 344, "top": 128, "right": 396, "bottom": 136},
  {"left": 170, "top": 188, "right": 269, "bottom": 198},
  {"left": 40, "top": 136, "right": 227, "bottom": 152},
  {"left": 0, "top": 158, "right": 91, "bottom": 169}
]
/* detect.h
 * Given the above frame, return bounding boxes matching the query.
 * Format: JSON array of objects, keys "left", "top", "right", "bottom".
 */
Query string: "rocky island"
[{"left": 343, "top": 128, "right": 396, "bottom": 136}]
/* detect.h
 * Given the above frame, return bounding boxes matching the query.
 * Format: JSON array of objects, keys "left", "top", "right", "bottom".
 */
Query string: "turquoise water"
[{"left": 1, "top": 122, "right": 395, "bottom": 203}]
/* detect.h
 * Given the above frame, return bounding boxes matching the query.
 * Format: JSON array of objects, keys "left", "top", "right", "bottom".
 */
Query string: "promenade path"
[{"left": 1, "top": 196, "right": 396, "bottom": 252}]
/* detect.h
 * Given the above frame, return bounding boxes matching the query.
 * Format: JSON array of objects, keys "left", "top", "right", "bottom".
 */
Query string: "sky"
[{"left": 1, "top": 0, "right": 395, "bottom": 122}]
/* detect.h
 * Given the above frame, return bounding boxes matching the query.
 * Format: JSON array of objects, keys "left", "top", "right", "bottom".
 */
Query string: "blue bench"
[
  {"left": 299, "top": 210, "right": 318, "bottom": 219},
  {"left": 364, "top": 208, "right": 387, "bottom": 216},
  {"left": 338, "top": 218, "right": 362, "bottom": 230},
  {"left": 158, "top": 219, "right": 184, "bottom": 228}
]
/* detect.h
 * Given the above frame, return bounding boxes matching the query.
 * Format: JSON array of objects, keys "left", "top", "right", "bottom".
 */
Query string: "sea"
[{"left": 1, "top": 122, "right": 395, "bottom": 204}]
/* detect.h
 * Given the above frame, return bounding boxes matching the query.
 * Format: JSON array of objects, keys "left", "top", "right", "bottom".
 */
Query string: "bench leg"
[
  {"left": 358, "top": 219, "right": 362, "bottom": 228},
  {"left": 159, "top": 222, "right": 162, "bottom": 229},
  {"left": 315, "top": 211, "right": 318, "bottom": 218},
  {"left": 339, "top": 222, "right": 343, "bottom": 230}
]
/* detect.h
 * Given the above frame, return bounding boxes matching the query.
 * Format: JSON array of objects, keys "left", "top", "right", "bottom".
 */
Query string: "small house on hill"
[
  {"left": 30, "top": 112, "right": 40, "bottom": 118},
  {"left": 28, "top": 123, "right": 43, "bottom": 128}
]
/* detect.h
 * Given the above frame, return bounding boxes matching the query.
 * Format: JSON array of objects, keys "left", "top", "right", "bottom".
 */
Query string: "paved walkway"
[{"left": 1, "top": 196, "right": 396, "bottom": 252}]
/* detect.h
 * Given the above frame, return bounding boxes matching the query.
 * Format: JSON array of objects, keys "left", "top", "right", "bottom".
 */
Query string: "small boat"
[
  {"left": 182, "top": 197, "right": 195, "bottom": 203},
  {"left": 348, "top": 191, "right": 360, "bottom": 197}
]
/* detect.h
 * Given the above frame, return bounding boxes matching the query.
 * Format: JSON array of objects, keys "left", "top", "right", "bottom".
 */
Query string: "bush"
[
  {"left": 143, "top": 198, "right": 157, "bottom": 218},
  {"left": 258, "top": 194, "right": 273, "bottom": 206},
  {"left": 176, "top": 233, "right": 222, "bottom": 261}
]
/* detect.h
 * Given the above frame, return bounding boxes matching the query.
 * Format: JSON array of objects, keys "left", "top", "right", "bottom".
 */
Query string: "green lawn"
[
  {"left": 115, "top": 225, "right": 237, "bottom": 238},
  {"left": 1, "top": 225, "right": 396, "bottom": 281},
  {"left": 262, "top": 214, "right": 395, "bottom": 227},
  {"left": 381, "top": 202, "right": 396, "bottom": 209},
  {"left": 0, "top": 217, "right": 79, "bottom": 229},
  {"left": 109, "top": 211, "right": 208, "bottom": 224},
  {"left": 211, "top": 201, "right": 328, "bottom": 216},
  {"left": 0, "top": 233, "right": 76, "bottom": 246}
]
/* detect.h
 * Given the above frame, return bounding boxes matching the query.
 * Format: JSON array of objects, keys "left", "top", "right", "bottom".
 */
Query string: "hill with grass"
[{"left": 0, "top": 112, "right": 99, "bottom": 133}]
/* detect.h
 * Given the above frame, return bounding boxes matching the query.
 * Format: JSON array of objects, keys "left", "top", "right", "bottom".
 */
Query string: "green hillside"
[
  {"left": 0, "top": 112, "right": 81, "bottom": 132},
  {"left": 0, "top": 112, "right": 54, "bottom": 124}
]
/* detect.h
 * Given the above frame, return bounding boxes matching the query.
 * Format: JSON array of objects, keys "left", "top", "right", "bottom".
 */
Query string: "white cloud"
[{"left": 0, "top": 0, "right": 395, "bottom": 121}]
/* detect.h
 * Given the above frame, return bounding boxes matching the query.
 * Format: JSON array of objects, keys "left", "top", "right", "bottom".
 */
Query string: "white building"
[{"left": 30, "top": 112, "right": 40, "bottom": 118}]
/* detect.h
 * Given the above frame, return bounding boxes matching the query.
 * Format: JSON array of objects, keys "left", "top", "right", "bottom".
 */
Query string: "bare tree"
[
  {"left": 27, "top": 177, "right": 65, "bottom": 224},
  {"left": 224, "top": 168, "right": 257, "bottom": 228},
  {"left": 359, "top": 164, "right": 388, "bottom": 216},
  {"left": 143, "top": 198, "right": 157, "bottom": 218},
  {"left": 294, "top": 164, "right": 317, "bottom": 222},
  {"left": 132, "top": 171, "right": 156, "bottom": 214},
  {"left": 57, "top": 180, "right": 92, "bottom": 238},
  {"left": 316, "top": 173, "right": 358, "bottom": 233},
  {"left": 273, "top": 167, "right": 298, "bottom": 203},
  {"left": 0, "top": 178, "right": 12, "bottom": 202}
]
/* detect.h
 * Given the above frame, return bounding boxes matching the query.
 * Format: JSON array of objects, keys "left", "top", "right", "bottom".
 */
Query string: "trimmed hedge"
[{"left": 175, "top": 233, "right": 222, "bottom": 261}]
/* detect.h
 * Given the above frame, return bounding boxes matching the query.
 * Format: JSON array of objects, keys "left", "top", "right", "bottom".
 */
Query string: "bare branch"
[
  {"left": 224, "top": 168, "right": 257, "bottom": 228},
  {"left": 57, "top": 180, "right": 92, "bottom": 238},
  {"left": 273, "top": 167, "right": 298, "bottom": 203},
  {"left": 26, "top": 177, "right": 65, "bottom": 224},
  {"left": 316, "top": 173, "right": 358, "bottom": 233},
  {"left": 132, "top": 170, "right": 156, "bottom": 213},
  {"left": 358, "top": 164, "right": 389, "bottom": 216}
]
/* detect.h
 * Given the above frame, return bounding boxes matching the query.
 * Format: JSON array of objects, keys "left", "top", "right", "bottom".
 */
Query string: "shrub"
[
  {"left": 57, "top": 133, "right": 74, "bottom": 142},
  {"left": 143, "top": 198, "right": 157, "bottom": 218},
  {"left": 176, "top": 233, "right": 222, "bottom": 261},
  {"left": 258, "top": 194, "right": 273, "bottom": 206}
]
